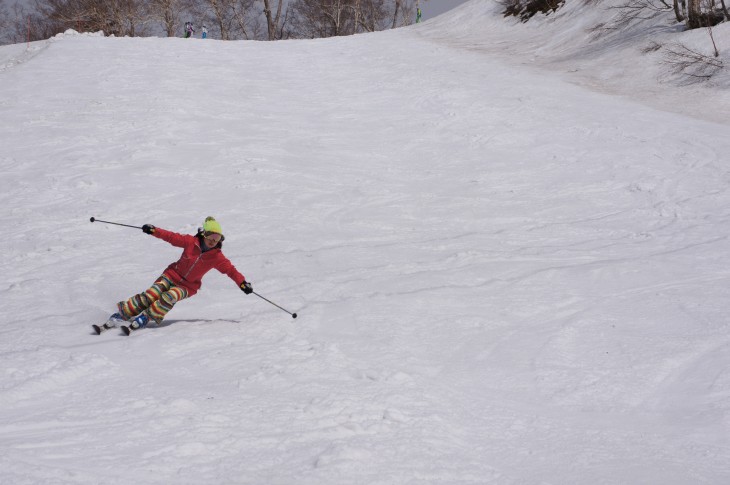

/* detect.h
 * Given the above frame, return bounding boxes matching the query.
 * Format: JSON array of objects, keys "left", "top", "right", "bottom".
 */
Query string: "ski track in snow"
[{"left": 1, "top": 3, "right": 730, "bottom": 484}]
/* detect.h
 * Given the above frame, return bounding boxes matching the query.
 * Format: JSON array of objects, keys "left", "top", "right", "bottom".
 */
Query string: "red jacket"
[{"left": 152, "top": 228, "right": 245, "bottom": 297}]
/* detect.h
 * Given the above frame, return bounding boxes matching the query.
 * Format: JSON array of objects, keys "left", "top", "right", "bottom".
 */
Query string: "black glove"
[
  {"left": 142, "top": 224, "right": 156, "bottom": 235},
  {"left": 241, "top": 281, "right": 253, "bottom": 294}
]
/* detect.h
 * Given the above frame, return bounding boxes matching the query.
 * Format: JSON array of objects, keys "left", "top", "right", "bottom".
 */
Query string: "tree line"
[
  {"left": 500, "top": 0, "right": 728, "bottom": 28},
  {"left": 0, "top": 0, "right": 423, "bottom": 44}
]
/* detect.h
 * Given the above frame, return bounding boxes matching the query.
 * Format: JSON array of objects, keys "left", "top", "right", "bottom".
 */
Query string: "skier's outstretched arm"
[
  {"left": 216, "top": 258, "right": 250, "bottom": 292},
  {"left": 142, "top": 225, "right": 190, "bottom": 248}
]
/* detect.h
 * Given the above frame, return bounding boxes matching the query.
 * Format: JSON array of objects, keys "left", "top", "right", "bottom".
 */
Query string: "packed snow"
[{"left": 1, "top": 1, "right": 729, "bottom": 483}]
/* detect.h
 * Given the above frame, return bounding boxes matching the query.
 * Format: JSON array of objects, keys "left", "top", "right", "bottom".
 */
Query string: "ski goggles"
[{"left": 203, "top": 231, "right": 224, "bottom": 243}]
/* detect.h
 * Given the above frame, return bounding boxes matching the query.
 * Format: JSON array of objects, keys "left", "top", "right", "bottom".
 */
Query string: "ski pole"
[
  {"left": 89, "top": 217, "right": 142, "bottom": 230},
  {"left": 252, "top": 291, "right": 298, "bottom": 319}
]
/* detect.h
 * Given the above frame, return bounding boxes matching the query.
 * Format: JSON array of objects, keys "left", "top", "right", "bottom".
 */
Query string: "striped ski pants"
[{"left": 117, "top": 275, "right": 188, "bottom": 323}]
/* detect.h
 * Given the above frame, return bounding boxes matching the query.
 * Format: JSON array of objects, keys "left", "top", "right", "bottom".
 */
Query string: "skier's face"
[{"left": 204, "top": 232, "right": 222, "bottom": 245}]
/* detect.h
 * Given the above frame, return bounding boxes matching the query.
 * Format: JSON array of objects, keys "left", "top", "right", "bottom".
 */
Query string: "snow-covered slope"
[
  {"left": 1, "top": 2, "right": 729, "bottom": 484},
  {"left": 419, "top": 0, "right": 730, "bottom": 123}
]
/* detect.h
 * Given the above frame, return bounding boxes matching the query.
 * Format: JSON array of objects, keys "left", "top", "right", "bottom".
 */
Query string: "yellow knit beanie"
[{"left": 202, "top": 216, "right": 222, "bottom": 234}]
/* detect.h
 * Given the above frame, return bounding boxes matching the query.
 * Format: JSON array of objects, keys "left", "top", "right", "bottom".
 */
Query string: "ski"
[
  {"left": 92, "top": 313, "right": 127, "bottom": 335},
  {"left": 121, "top": 321, "right": 144, "bottom": 336},
  {"left": 92, "top": 320, "right": 116, "bottom": 335}
]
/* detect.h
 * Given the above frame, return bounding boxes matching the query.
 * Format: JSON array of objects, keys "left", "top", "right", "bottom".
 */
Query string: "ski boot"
[
  {"left": 93, "top": 312, "right": 128, "bottom": 335},
  {"left": 122, "top": 313, "right": 149, "bottom": 336}
]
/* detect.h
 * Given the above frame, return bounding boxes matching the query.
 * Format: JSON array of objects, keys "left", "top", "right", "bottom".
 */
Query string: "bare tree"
[
  {"left": 663, "top": 41, "right": 723, "bottom": 81},
  {"left": 386, "top": 0, "right": 418, "bottom": 27},
  {"left": 262, "top": 0, "right": 285, "bottom": 39},
  {"left": 34, "top": 0, "right": 148, "bottom": 36},
  {"left": 196, "top": 0, "right": 232, "bottom": 39},
  {"left": 499, "top": 0, "right": 565, "bottom": 22},
  {"left": 289, "top": 0, "right": 348, "bottom": 37},
  {"left": 35, "top": 0, "right": 94, "bottom": 34},
  {"left": 230, "top": 0, "right": 261, "bottom": 39},
  {"left": 0, "top": 0, "right": 70, "bottom": 44},
  {"left": 110, "top": 0, "right": 149, "bottom": 36},
  {"left": 194, "top": 0, "right": 282, "bottom": 40},
  {"left": 358, "top": 0, "right": 388, "bottom": 32},
  {"left": 673, "top": 0, "right": 685, "bottom": 21},
  {"left": 609, "top": 0, "right": 673, "bottom": 26},
  {"left": 589, "top": 0, "right": 726, "bottom": 36},
  {"left": 687, "top": 0, "right": 725, "bottom": 27},
  {"left": 147, "top": 0, "right": 191, "bottom": 37},
  {"left": 0, "top": 1, "right": 9, "bottom": 41},
  {"left": 687, "top": 0, "right": 702, "bottom": 25},
  {"left": 390, "top": 0, "right": 401, "bottom": 28},
  {"left": 290, "top": 0, "right": 401, "bottom": 38},
  {"left": 720, "top": 0, "right": 730, "bottom": 20}
]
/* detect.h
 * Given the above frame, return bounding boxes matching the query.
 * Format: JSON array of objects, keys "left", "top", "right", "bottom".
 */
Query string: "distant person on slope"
[
  {"left": 184, "top": 21, "right": 195, "bottom": 38},
  {"left": 202, "top": 25, "right": 208, "bottom": 39},
  {"left": 96, "top": 217, "right": 253, "bottom": 335}
]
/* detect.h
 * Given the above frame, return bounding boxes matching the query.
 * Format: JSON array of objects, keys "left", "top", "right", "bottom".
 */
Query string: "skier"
[
  {"left": 202, "top": 25, "right": 208, "bottom": 39},
  {"left": 184, "top": 21, "right": 195, "bottom": 38},
  {"left": 97, "top": 217, "right": 253, "bottom": 335}
]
